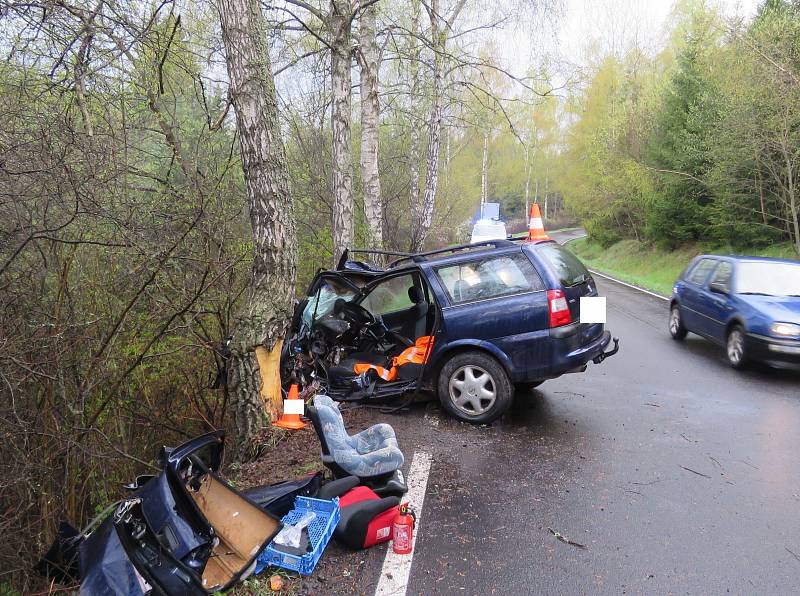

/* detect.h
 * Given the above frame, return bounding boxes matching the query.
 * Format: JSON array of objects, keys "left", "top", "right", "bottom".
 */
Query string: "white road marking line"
[
  {"left": 374, "top": 451, "right": 433, "bottom": 596},
  {"left": 588, "top": 269, "right": 670, "bottom": 302}
]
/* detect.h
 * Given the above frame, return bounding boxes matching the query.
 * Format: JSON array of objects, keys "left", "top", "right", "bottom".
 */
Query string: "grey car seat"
[{"left": 307, "top": 395, "right": 407, "bottom": 496}]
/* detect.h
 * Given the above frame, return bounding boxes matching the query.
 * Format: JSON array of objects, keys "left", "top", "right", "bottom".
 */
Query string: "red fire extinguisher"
[{"left": 392, "top": 503, "right": 416, "bottom": 555}]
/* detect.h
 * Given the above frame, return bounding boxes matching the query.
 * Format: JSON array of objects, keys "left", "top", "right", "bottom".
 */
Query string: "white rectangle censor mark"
[
  {"left": 283, "top": 399, "right": 304, "bottom": 415},
  {"left": 580, "top": 296, "right": 606, "bottom": 324}
]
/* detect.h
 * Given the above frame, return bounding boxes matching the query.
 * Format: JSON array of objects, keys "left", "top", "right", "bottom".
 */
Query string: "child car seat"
[
  {"left": 316, "top": 476, "right": 400, "bottom": 550},
  {"left": 306, "top": 395, "right": 407, "bottom": 496}
]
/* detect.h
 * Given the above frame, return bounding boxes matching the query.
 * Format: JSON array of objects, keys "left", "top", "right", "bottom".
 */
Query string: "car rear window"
[
  {"left": 436, "top": 253, "right": 544, "bottom": 305},
  {"left": 536, "top": 243, "right": 590, "bottom": 287},
  {"left": 686, "top": 258, "right": 717, "bottom": 285}
]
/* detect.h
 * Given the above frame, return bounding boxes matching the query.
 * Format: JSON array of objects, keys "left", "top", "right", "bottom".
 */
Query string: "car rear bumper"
[
  {"left": 747, "top": 333, "right": 800, "bottom": 364},
  {"left": 564, "top": 329, "right": 614, "bottom": 362},
  {"left": 533, "top": 324, "right": 617, "bottom": 380}
]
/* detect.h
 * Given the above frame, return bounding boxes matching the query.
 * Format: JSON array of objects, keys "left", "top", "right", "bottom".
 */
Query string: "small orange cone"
[
  {"left": 526, "top": 203, "right": 550, "bottom": 242},
  {"left": 274, "top": 384, "right": 307, "bottom": 430}
]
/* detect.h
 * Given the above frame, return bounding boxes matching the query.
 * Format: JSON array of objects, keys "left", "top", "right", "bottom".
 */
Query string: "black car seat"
[
  {"left": 328, "top": 352, "right": 389, "bottom": 389},
  {"left": 407, "top": 286, "right": 429, "bottom": 339}
]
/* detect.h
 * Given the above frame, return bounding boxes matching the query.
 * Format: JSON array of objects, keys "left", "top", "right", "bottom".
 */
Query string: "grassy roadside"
[{"left": 568, "top": 237, "right": 799, "bottom": 297}]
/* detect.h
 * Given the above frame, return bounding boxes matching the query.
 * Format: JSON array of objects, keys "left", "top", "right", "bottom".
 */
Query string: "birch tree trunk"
[
  {"left": 330, "top": 0, "right": 354, "bottom": 265},
  {"left": 407, "top": 0, "right": 422, "bottom": 238},
  {"left": 410, "top": 0, "right": 442, "bottom": 252},
  {"left": 524, "top": 145, "right": 531, "bottom": 218},
  {"left": 358, "top": 4, "right": 382, "bottom": 251},
  {"left": 218, "top": 0, "right": 296, "bottom": 452},
  {"left": 480, "top": 132, "right": 488, "bottom": 212}
]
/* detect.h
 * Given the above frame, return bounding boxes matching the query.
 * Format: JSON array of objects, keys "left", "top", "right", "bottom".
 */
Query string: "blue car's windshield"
[{"left": 736, "top": 262, "right": 800, "bottom": 297}]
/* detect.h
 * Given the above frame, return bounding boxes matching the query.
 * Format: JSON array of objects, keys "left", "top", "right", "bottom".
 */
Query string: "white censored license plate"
[{"left": 580, "top": 296, "right": 606, "bottom": 324}]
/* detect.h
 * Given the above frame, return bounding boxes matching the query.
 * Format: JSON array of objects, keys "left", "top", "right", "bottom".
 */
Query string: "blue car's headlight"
[{"left": 771, "top": 322, "right": 800, "bottom": 337}]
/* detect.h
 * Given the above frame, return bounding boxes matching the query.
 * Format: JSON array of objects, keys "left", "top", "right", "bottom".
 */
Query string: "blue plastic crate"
[{"left": 255, "top": 496, "right": 340, "bottom": 576}]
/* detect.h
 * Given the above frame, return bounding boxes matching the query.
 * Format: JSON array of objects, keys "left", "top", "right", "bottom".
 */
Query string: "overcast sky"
[{"left": 498, "top": 0, "right": 763, "bottom": 85}]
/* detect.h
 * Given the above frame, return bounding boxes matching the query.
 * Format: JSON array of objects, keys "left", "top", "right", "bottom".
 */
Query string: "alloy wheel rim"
[
  {"left": 728, "top": 331, "right": 744, "bottom": 364},
  {"left": 670, "top": 308, "right": 680, "bottom": 334},
  {"left": 449, "top": 365, "right": 496, "bottom": 416}
]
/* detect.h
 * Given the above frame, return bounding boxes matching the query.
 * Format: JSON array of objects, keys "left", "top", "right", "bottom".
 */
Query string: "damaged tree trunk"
[
  {"left": 330, "top": 0, "right": 355, "bottom": 265},
  {"left": 218, "top": 0, "right": 296, "bottom": 453},
  {"left": 411, "top": 0, "right": 443, "bottom": 252},
  {"left": 358, "top": 3, "right": 383, "bottom": 251}
]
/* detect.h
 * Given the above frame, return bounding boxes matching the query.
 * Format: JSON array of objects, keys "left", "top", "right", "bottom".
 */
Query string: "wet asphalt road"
[{"left": 348, "top": 237, "right": 800, "bottom": 595}]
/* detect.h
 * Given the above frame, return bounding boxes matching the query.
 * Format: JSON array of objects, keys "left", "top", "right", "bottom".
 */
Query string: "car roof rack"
[
  {"left": 345, "top": 248, "right": 415, "bottom": 258},
  {"left": 386, "top": 239, "right": 518, "bottom": 268}
]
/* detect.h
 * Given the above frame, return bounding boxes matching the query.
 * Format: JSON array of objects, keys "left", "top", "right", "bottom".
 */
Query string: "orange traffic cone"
[
  {"left": 526, "top": 203, "right": 550, "bottom": 242},
  {"left": 274, "top": 384, "right": 307, "bottom": 430}
]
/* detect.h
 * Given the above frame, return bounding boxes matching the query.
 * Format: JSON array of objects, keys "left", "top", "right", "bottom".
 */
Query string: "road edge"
[{"left": 561, "top": 235, "right": 670, "bottom": 302}]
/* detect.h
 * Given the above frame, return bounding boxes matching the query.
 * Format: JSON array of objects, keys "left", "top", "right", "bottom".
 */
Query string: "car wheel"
[
  {"left": 726, "top": 325, "right": 749, "bottom": 369},
  {"left": 516, "top": 380, "right": 545, "bottom": 393},
  {"left": 669, "top": 304, "right": 688, "bottom": 340},
  {"left": 438, "top": 351, "right": 513, "bottom": 424}
]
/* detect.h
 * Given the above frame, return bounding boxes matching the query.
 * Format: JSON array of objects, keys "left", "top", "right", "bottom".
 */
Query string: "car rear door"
[{"left": 432, "top": 251, "right": 551, "bottom": 377}]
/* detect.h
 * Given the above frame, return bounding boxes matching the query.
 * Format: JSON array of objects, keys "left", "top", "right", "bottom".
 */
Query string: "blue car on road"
[
  {"left": 669, "top": 255, "right": 800, "bottom": 368},
  {"left": 283, "top": 239, "right": 619, "bottom": 424}
]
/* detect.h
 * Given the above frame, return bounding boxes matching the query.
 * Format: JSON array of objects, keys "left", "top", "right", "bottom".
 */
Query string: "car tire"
[
  {"left": 516, "top": 380, "right": 545, "bottom": 393},
  {"left": 669, "top": 304, "right": 688, "bottom": 340},
  {"left": 438, "top": 351, "right": 513, "bottom": 424},
  {"left": 726, "top": 324, "right": 749, "bottom": 369}
]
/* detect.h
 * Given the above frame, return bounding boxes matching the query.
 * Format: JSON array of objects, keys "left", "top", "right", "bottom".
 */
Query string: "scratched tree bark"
[{"left": 218, "top": 0, "right": 296, "bottom": 451}]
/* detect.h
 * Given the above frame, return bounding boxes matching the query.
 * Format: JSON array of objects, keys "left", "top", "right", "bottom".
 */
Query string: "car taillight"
[{"left": 547, "top": 289, "right": 572, "bottom": 328}]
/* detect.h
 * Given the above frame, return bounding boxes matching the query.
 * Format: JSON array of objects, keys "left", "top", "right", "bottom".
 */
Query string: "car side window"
[
  {"left": 436, "top": 253, "right": 544, "bottom": 305},
  {"left": 709, "top": 262, "right": 733, "bottom": 292},
  {"left": 361, "top": 274, "right": 416, "bottom": 315},
  {"left": 686, "top": 258, "right": 717, "bottom": 286}
]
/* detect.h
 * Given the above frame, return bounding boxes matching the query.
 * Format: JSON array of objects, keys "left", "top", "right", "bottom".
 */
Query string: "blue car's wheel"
[
  {"left": 669, "top": 304, "right": 688, "bottom": 340},
  {"left": 438, "top": 351, "right": 513, "bottom": 424},
  {"left": 726, "top": 325, "right": 749, "bottom": 369}
]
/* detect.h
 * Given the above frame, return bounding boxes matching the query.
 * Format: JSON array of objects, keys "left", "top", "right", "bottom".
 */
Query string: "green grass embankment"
[{"left": 568, "top": 237, "right": 799, "bottom": 297}]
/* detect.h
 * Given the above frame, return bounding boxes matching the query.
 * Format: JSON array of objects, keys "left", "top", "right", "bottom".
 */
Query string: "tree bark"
[
  {"left": 358, "top": 4, "right": 382, "bottom": 251},
  {"left": 218, "top": 0, "right": 296, "bottom": 452},
  {"left": 407, "top": 0, "right": 422, "bottom": 243},
  {"left": 410, "top": 0, "right": 443, "bottom": 252},
  {"left": 330, "top": 0, "right": 354, "bottom": 265},
  {"left": 524, "top": 145, "right": 531, "bottom": 218},
  {"left": 480, "top": 132, "right": 488, "bottom": 212}
]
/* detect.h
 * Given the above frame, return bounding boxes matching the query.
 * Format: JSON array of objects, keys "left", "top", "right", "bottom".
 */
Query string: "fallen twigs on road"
[
  {"left": 679, "top": 465, "right": 711, "bottom": 479},
  {"left": 548, "top": 528, "right": 587, "bottom": 549}
]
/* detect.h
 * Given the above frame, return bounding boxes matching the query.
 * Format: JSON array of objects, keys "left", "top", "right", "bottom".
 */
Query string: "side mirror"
[{"left": 709, "top": 282, "right": 728, "bottom": 295}]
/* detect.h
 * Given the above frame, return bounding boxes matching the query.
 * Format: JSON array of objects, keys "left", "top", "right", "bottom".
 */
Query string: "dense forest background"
[
  {"left": 560, "top": 0, "right": 800, "bottom": 253},
  {"left": 0, "top": 0, "right": 798, "bottom": 590}
]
